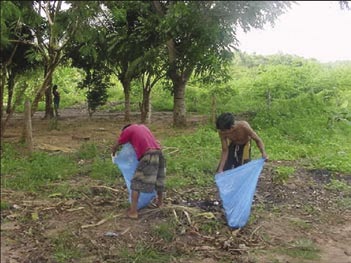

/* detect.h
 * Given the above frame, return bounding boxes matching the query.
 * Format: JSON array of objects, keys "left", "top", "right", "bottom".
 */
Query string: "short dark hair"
[
  {"left": 121, "top": 124, "right": 132, "bottom": 131},
  {"left": 53, "top": 85, "right": 57, "bottom": 90},
  {"left": 216, "top": 112, "right": 234, "bottom": 130}
]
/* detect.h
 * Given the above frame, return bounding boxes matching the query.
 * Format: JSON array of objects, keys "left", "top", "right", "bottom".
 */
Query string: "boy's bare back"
[{"left": 219, "top": 121, "right": 256, "bottom": 145}]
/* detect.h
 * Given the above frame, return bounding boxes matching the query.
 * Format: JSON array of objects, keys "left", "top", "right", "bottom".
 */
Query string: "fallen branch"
[
  {"left": 183, "top": 210, "right": 192, "bottom": 225},
  {"left": 140, "top": 204, "right": 201, "bottom": 216},
  {"left": 67, "top": 206, "right": 85, "bottom": 212},
  {"left": 250, "top": 225, "right": 262, "bottom": 240},
  {"left": 81, "top": 218, "right": 108, "bottom": 229},
  {"left": 91, "top": 185, "right": 119, "bottom": 193},
  {"left": 162, "top": 146, "right": 179, "bottom": 155}
]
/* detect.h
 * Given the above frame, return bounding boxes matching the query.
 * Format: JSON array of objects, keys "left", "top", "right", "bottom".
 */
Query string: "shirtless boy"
[{"left": 216, "top": 112, "right": 268, "bottom": 173}]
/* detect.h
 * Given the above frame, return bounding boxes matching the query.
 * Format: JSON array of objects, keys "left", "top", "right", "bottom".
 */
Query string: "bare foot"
[
  {"left": 155, "top": 200, "right": 163, "bottom": 208},
  {"left": 126, "top": 209, "right": 138, "bottom": 219}
]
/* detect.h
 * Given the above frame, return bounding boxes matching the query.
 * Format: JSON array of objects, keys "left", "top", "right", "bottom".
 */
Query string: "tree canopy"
[{"left": 1, "top": 1, "right": 294, "bottom": 130}]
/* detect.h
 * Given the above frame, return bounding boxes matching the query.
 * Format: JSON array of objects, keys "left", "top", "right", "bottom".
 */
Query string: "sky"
[{"left": 236, "top": 1, "right": 351, "bottom": 63}]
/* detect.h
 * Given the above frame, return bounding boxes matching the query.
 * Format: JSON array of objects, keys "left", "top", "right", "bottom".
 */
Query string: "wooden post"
[{"left": 24, "top": 100, "right": 33, "bottom": 152}]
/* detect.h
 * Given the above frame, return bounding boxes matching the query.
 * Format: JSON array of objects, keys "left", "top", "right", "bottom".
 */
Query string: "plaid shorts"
[{"left": 131, "top": 150, "right": 166, "bottom": 193}]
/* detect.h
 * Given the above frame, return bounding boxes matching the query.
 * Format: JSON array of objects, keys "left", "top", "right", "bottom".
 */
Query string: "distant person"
[
  {"left": 216, "top": 112, "right": 268, "bottom": 173},
  {"left": 52, "top": 84, "right": 60, "bottom": 117},
  {"left": 111, "top": 124, "right": 166, "bottom": 219}
]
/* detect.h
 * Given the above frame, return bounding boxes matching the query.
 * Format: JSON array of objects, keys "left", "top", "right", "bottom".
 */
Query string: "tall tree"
[
  {"left": 105, "top": 1, "right": 163, "bottom": 122},
  {"left": 0, "top": 1, "right": 36, "bottom": 138},
  {"left": 152, "top": 1, "right": 293, "bottom": 127},
  {"left": 138, "top": 48, "right": 167, "bottom": 123},
  {"left": 30, "top": 1, "right": 97, "bottom": 118},
  {"left": 65, "top": 4, "right": 112, "bottom": 118},
  {"left": 4, "top": 1, "right": 100, "bottom": 118}
]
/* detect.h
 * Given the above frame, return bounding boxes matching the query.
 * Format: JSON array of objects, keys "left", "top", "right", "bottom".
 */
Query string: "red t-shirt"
[{"left": 117, "top": 124, "right": 160, "bottom": 159}]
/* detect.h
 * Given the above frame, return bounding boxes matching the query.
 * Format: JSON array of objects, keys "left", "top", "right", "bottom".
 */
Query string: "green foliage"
[
  {"left": 78, "top": 70, "right": 110, "bottom": 116},
  {"left": 53, "top": 66, "right": 86, "bottom": 107},
  {"left": 0, "top": 1, "right": 21, "bottom": 46},
  {"left": 3, "top": 53, "right": 351, "bottom": 196},
  {"left": 8, "top": 65, "right": 86, "bottom": 113},
  {"left": 150, "top": 85, "right": 173, "bottom": 111}
]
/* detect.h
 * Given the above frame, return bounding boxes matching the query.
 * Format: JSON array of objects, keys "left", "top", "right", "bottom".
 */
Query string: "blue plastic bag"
[
  {"left": 215, "top": 158, "right": 265, "bottom": 228},
  {"left": 112, "top": 143, "right": 156, "bottom": 209}
]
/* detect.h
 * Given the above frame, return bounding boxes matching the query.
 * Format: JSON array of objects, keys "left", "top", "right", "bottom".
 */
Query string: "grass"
[
  {"left": 337, "top": 197, "right": 351, "bottom": 210},
  {"left": 2, "top": 54, "right": 350, "bottom": 263},
  {"left": 52, "top": 231, "right": 82, "bottom": 262},
  {"left": 278, "top": 239, "right": 321, "bottom": 261},
  {"left": 152, "top": 220, "right": 176, "bottom": 242},
  {"left": 289, "top": 218, "right": 312, "bottom": 230},
  {"left": 198, "top": 218, "right": 222, "bottom": 235},
  {"left": 47, "top": 182, "right": 89, "bottom": 199},
  {"left": 1, "top": 114, "right": 350, "bottom": 195},
  {"left": 0, "top": 201, "right": 11, "bottom": 210},
  {"left": 1, "top": 144, "right": 78, "bottom": 192},
  {"left": 0, "top": 124, "right": 348, "bottom": 263},
  {"left": 117, "top": 243, "right": 176, "bottom": 263},
  {"left": 163, "top": 126, "right": 220, "bottom": 189},
  {"left": 90, "top": 157, "right": 119, "bottom": 185},
  {"left": 272, "top": 166, "right": 295, "bottom": 184},
  {"left": 325, "top": 178, "right": 351, "bottom": 193}
]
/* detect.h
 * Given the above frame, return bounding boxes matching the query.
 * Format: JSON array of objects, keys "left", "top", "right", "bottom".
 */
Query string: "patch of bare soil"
[{"left": 1, "top": 108, "right": 350, "bottom": 263}]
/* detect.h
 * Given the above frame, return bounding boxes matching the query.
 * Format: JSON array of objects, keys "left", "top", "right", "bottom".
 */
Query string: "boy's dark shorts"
[{"left": 131, "top": 150, "right": 166, "bottom": 193}]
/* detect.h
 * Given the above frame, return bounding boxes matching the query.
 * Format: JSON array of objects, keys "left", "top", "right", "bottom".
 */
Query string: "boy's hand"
[{"left": 262, "top": 153, "right": 268, "bottom": 161}]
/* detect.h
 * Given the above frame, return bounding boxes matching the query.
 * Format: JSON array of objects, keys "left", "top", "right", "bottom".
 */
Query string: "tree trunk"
[
  {"left": 31, "top": 64, "right": 56, "bottom": 116},
  {"left": 44, "top": 66, "right": 54, "bottom": 119},
  {"left": 0, "top": 66, "right": 6, "bottom": 138},
  {"left": 6, "top": 71, "right": 15, "bottom": 114},
  {"left": 140, "top": 87, "right": 151, "bottom": 124},
  {"left": 23, "top": 100, "right": 33, "bottom": 152},
  {"left": 1, "top": 81, "right": 28, "bottom": 139},
  {"left": 172, "top": 79, "right": 187, "bottom": 127},
  {"left": 146, "top": 99, "right": 151, "bottom": 125},
  {"left": 121, "top": 78, "right": 131, "bottom": 122},
  {"left": 44, "top": 86, "right": 54, "bottom": 119},
  {"left": 1, "top": 41, "right": 18, "bottom": 135}
]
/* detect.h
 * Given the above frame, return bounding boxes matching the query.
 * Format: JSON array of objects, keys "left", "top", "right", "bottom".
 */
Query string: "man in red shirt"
[{"left": 111, "top": 124, "right": 166, "bottom": 219}]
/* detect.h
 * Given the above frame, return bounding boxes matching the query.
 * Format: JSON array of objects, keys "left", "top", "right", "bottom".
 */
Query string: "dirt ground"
[{"left": 1, "top": 107, "right": 351, "bottom": 263}]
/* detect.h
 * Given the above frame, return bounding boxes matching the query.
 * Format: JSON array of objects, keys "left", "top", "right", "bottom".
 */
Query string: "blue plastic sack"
[
  {"left": 112, "top": 143, "right": 156, "bottom": 209},
  {"left": 215, "top": 158, "right": 265, "bottom": 228}
]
